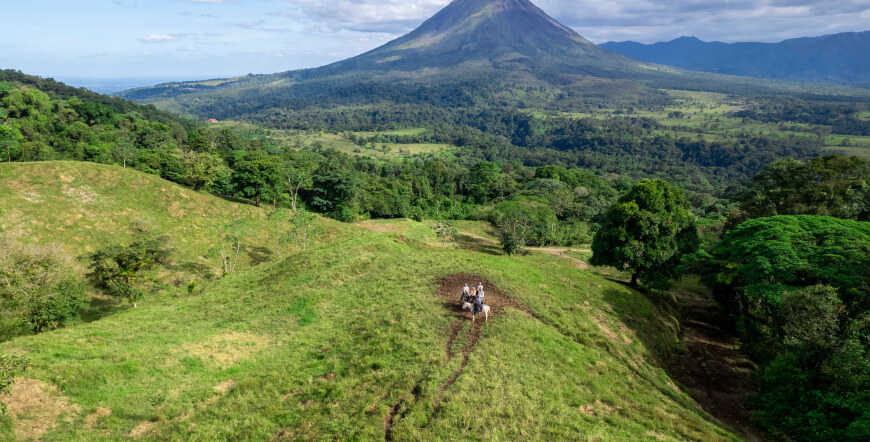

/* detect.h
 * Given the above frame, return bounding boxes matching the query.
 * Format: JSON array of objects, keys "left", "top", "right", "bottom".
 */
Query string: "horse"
[{"left": 462, "top": 301, "right": 490, "bottom": 322}]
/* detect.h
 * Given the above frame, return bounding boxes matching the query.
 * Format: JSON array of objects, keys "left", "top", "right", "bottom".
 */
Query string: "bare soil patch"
[
  {"left": 386, "top": 274, "right": 529, "bottom": 439},
  {"left": 213, "top": 380, "right": 236, "bottom": 394},
  {"left": 83, "top": 407, "right": 112, "bottom": 430},
  {"left": 530, "top": 247, "right": 590, "bottom": 270},
  {"left": 432, "top": 273, "right": 531, "bottom": 319},
  {"left": 5, "top": 378, "right": 82, "bottom": 440},
  {"left": 180, "top": 332, "right": 270, "bottom": 370},
  {"left": 127, "top": 420, "right": 156, "bottom": 438}
]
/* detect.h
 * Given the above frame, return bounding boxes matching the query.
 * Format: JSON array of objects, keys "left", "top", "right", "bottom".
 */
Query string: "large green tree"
[
  {"left": 180, "top": 151, "right": 231, "bottom": 191},
  {"left": 735, "top": 155, "right": 870, "bottom": 224},
  {"left": 232, "top": 152, "right": 284, "bottom": 207},
  {"left": 591, "top": 179, "right": 698, "bottom": 287}
]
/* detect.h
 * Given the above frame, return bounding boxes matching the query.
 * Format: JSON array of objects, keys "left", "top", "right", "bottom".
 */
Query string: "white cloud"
[
  {"left": 139, "top": 34, "right": 181, "bottom": 43},
  {"left": 283, "top": 0, "right": 870, "bottom": 43}
]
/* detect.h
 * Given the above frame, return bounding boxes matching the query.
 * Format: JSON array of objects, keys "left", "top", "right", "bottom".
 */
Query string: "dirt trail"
[
  {"left": 384, "top": 274, "right": 523, "bottom": 440},
  {"left": 458, "top": 231, "right": 591, "bottom": 270},
  {"left": 670, "top": 290, "right": 765, "bottom": 442},
  {"left": 529, "top": 247, "right": 590, "bottom": 270}
]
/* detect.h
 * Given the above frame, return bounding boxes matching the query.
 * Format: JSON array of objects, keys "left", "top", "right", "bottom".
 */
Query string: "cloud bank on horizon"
[{"left": 2, "top": 0, "right": 868, "bottom": 78}]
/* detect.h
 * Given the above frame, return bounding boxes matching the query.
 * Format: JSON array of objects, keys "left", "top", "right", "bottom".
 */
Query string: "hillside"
[
  {"left": 0, "top": 161, "right": 277, "bottom": 280},
  {"left": 0, "top": 162, "right": 740, "bottom": 440},
  {"left": 601, "top": 32, "right": 870, "bottom": 86}
]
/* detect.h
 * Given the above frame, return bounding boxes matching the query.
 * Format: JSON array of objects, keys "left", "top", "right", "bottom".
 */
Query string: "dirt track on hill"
[
  {"left": 384, "top": 274, "right": 529, "bottom": 440},
  {"left": 671, "top": 290, "right": 766, "bottom": 441}
]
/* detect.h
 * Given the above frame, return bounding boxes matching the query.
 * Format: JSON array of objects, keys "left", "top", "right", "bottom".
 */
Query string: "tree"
[
  {"left": 86, "top": 237, "right": 172, "bottom": 307},
  {"left": 214, "top": 220, "right": 250, "bottom": 275},
  {"left": 288, "top": 210, "right": 320, "bottom": 251},
  {"left": 0, "top": 124, "right": 22, "bottom": 162},
  {"left": 284, "top": 151, "right": 318, "bottom": 211},
  {"left": 466, "top": 161, "right": 501, "bottom": 203},
  {"left": 0, "top": 237, "right": 88, "bottom": 337},
  {"left": 591, "top": 179, "right": 698, "bottom": 288},
  {"left": 232, "top": 152, "right": 283, "bottom": 207},
  {"left": 432, "top": 218, "right": 457, "bottom": 247},
  {"left": 113, "top": 134, "right": 136, "bottom": 168},
  {"left": 734, "top": 155, "right": 870, "bottom": 224},
  {"left": 696, "top": 216, "right": 870, "bottom": 440},
  {"left": 180, "top": 150, "right": 232, "bottom": 190}
]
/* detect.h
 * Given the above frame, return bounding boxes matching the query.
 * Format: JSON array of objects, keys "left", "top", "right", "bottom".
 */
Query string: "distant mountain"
[{"left": 601, "top": 32, "right": 870, "bottom": 85}]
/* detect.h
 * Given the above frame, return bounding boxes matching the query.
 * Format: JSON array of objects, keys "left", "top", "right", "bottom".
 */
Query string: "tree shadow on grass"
[
  {"left": 454, "top": 234, "right": 503, "bottom": 256},
  {"left": 243, "top": 245, "right": 274, "bottom": 266},
  {"left": 166, "top": 261, "right": 216, "bottom": 279},
  {"left": 79, "top": 295, "right": 125, "bottom": 323}
]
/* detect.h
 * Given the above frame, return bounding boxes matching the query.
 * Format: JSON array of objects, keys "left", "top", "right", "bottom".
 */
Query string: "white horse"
[{"left": 462, "top": 302, "right": 490, "bottom": 322}]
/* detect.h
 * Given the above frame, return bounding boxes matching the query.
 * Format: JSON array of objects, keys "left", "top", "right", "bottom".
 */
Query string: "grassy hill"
[
  {"left": 0, "top": 162, "right": 740, "bottom": 440},
  {"left": 0, "top": 161, "right": 280, "bottom": 283}
]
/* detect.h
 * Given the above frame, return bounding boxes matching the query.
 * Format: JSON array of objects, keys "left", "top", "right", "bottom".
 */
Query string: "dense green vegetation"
[{"left": 695, "top": 216, "right": 869, "bottom": 440}]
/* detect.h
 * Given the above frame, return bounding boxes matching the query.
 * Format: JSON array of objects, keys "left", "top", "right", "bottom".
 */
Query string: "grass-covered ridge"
[{"left": 0, "top": 163, "right": 738, "bottom": 440}]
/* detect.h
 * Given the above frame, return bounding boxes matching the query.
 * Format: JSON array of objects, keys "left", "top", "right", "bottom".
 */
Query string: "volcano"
[
  {"left": 121, "top": 0, "right": 692, "bottom": 114},
  {"left": 323, "top": 0, "right": 641, "bottom": 78}
]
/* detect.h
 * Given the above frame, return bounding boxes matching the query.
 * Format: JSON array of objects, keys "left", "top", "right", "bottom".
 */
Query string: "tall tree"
[
  {"left": 180, "top": 151, "right": 231, "bottom": 191},
  {"left": 232, "top": 152, "right": 283, "bottom": 207},
  {"left": 284, "top": 151, "right": 318, "bottom": 211},
  {"left": 591, "top": 179, "right": 698, "bottom": 288}
]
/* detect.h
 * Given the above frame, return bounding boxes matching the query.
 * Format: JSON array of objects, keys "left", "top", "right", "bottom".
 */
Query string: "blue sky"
[{"left": 4, "top": 0, "right": 870, "bottom": 79}]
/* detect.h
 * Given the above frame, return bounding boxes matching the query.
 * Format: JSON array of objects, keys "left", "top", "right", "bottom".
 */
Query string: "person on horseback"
[
  {"left": 473, "top": 290, "right": 484, "bottom": 315},
  {"left": 461, "top": 283, "right": 471, "bottom": 302}
]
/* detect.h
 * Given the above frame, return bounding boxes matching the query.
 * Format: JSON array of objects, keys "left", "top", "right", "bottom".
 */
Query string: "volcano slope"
[{"left": 1, "top": 165, "right": 737, "bottom": 440}]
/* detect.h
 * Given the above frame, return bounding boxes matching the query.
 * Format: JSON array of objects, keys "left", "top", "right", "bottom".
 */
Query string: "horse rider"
[{"left": 461, "top": 283, "right": 471, "bottom": 302}]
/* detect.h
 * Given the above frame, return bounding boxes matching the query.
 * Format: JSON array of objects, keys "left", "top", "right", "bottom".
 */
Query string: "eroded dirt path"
[
  {"left": 384, "top": 274, "right": 525, "bottom": 440},
  {"left": 670, "top": 290, "right": 765, "bottom": 441}
]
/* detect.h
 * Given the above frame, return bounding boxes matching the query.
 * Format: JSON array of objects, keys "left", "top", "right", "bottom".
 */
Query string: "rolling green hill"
[
  {"left": 0, "top": 162, "right": 739, "bottom": 440},
  {"left": 0, "top": 161, "right": 280, "bottom": 283}
]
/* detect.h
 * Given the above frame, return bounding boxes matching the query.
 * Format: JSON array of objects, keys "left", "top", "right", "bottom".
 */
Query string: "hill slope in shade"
[
  {"left": 601, "top": 32, "right": 870, "bottom": 85},
  {"left": 0, "top": 162, "right": 740, "bottom": 440}
]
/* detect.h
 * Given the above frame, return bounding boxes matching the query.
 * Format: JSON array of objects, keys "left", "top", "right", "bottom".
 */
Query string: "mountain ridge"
[{"left": 601, "top": 31, "right": 870, "bottom": 85}]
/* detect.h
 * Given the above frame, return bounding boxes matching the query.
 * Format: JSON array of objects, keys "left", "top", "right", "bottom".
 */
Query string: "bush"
[
  {"left": 0, "top": 237, "right": 88, "bottom": 338},
  {"left": 86, "top": 236, "right": 172, "bottom": 307}
]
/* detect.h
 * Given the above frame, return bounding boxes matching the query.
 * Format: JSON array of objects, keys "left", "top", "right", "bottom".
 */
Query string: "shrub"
[
  {"left": 0, "top": 237, "right": 88, "bottom": 338},
  {"left": 86, "top": 236, "right": 172, "bottom": 307}
]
